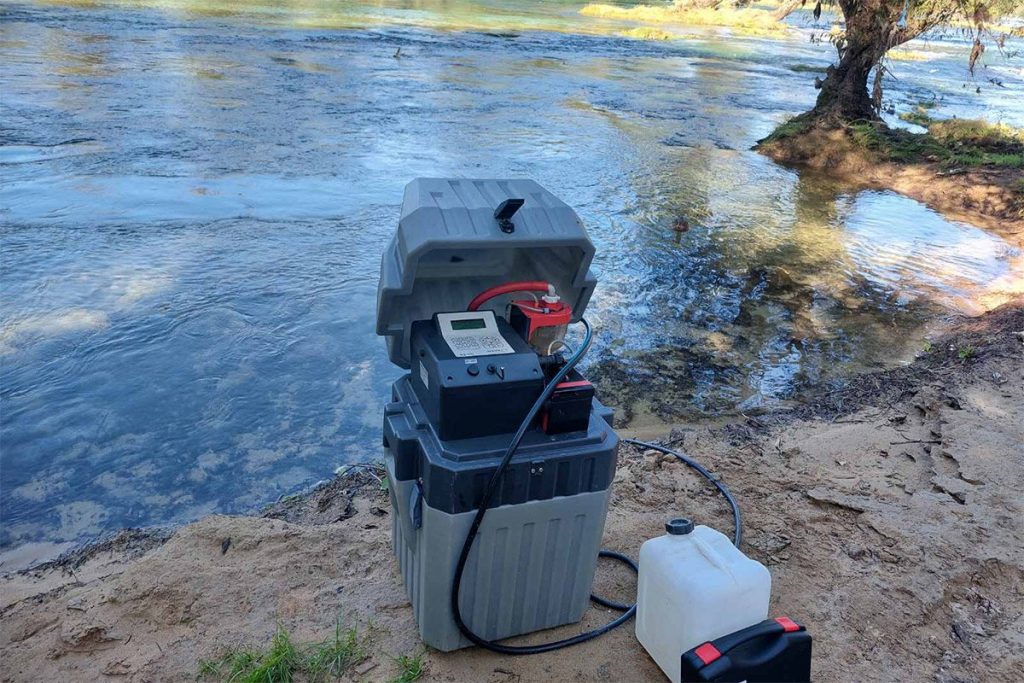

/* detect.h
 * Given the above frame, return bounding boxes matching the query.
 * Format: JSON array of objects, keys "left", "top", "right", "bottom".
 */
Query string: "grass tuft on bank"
[
  {"left": 763, "top": 113, "right": 1024, "bottom": 170},
  {"left": 198, "top": 623, "right": 370, "bottom": 683},
  {"left": 854, "top": 118, "right": 1024, "bottom": 169},
  {"left": 390, "top": 651, "right": 425, "bottom": 683}
]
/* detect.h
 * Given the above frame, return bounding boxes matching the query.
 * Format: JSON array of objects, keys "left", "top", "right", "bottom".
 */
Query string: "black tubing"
[
  {"left": 450, "top": 319, "right": 742, "bottom": 654},
  {"left": 622, "top": 438, "right": 743, "bottom": 547},
  {"left": 451, "top": 319, "right": 640, "bottom": 655}
]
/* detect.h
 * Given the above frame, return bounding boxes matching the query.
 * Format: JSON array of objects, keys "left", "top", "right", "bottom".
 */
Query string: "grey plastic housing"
[
  {"left": 377, "top": 178, "right": 598, "bottom": 368},
  {"left": 383, "top": 374, "right": 619, "bottom": 651},
  {"left": 387, "top": 456, "right": 613, "bottom": 652}
]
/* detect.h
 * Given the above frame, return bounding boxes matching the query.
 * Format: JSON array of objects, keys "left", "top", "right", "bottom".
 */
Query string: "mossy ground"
[
  {"left": 764, "top": 113, "right": 1024, "bottom": 170},
  {"left": 852, "top": 118, "right": 1024, "bottom": 169}
]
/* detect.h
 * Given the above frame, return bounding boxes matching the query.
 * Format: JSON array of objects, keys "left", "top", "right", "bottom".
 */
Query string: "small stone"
[
  {"left": 102, "top": 658, "right": 132, "bottom": 676},
  {"left": 354, "top": 659, "right": 378, "bottom": 675},
  {"left": 60, "top": 619, "right": 120, "bottom": 650}
]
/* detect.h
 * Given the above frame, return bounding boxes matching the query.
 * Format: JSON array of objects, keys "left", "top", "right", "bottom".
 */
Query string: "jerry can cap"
[{"left": 666, "top": 518, "right": 695, "bottom": 535}]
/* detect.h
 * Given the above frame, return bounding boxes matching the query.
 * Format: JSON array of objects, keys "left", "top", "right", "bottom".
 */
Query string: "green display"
[{"left": 451, "top": 318, "right": 486, "bottom": 331}]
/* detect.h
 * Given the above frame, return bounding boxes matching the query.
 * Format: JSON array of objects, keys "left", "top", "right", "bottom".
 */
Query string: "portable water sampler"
[
  {"left": 376, "top": 178, "right": 813, "bottom": 681},
  {"left": 376, "top": 178, "right": 622, "bottom": 652}
]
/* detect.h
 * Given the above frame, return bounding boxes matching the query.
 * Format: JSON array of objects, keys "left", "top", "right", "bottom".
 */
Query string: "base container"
[{"left": 384, "top": 375, "right": 618, "bottom": 651}]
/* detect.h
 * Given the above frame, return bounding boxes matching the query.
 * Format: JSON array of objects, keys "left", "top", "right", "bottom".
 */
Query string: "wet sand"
[{"left": 1, "top": 303, "right": 1022, "bottom": 683}]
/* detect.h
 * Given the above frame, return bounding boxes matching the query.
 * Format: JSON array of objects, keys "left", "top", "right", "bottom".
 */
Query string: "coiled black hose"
[
  {"left": 450, "top": 319, "right": 742, "bottom": 654},
  {"left": 622, "top": 438, "right": 743, "bottom": 548}
]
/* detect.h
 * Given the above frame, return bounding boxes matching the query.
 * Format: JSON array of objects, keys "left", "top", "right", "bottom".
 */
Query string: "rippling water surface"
[{"left": 1, "top": 0, "right": 1021, "bottom": 562}]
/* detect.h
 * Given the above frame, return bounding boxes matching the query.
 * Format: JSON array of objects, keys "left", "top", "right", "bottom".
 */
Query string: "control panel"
[
  {"left": 409, "top": 314, "right": 543, "bottom": 441},
  {"left": 436, "top": 311, "right": 515, "bottom": 358}
]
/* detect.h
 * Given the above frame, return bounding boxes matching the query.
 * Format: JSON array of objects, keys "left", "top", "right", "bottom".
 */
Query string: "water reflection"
[{"left": 1, "top": 0, "right": 1021, "bottom": 563}]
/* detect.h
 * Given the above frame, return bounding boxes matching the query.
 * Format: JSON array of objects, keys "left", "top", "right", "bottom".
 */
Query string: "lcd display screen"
[{"left": 451, "top": 318, "right": 486, "bottom": 331}]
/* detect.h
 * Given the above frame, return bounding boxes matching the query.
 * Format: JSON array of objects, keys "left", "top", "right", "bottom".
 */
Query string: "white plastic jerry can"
[{"left": 635, "top": 518, "right": 771, "bottom": 683}]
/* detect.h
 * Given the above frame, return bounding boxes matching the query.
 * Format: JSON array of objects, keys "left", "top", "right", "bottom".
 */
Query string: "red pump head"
[
  {"left": 509, "top": 298, "right": 572, "bottom": 355},
  {"left": 467, "top": 281, "right": 571, "bottom": 355}
]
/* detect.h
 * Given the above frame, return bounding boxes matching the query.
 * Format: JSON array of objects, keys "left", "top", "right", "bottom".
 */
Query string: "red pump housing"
[{"left": 510, "top": 298, "right": 572, "bottom": 353}]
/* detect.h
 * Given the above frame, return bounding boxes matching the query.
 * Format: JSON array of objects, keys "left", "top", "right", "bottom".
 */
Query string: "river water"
[{"left": 1, "top": 0, "right": 1021, "bottom": 563}]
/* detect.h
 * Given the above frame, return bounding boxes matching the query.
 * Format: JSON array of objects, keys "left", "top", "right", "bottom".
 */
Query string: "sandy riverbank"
[{"left": 1, "top": 303, "right": 1022, "bottom": 683}]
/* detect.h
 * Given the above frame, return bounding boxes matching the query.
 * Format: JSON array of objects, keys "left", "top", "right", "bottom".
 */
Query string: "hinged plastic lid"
[{"left": 376, "top": 178, "right": 598, "bottom": 368}]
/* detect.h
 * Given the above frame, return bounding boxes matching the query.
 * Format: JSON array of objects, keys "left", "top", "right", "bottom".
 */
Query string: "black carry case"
[{"left": 680, "top": 617, "right": 812, "bottom": 682}]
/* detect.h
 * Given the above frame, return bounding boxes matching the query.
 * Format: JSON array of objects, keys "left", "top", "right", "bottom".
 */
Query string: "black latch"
[
  {"left": 494, "top": 198, "right": 525, "bottom": 233},
  {"left": 409, "top": 481, "right": 423, "bottom": 530}
]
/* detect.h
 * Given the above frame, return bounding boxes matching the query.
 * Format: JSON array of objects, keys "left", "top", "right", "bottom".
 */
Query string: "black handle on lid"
[{"left": 494, "top": 198, "right": 525, "bottom": 233}]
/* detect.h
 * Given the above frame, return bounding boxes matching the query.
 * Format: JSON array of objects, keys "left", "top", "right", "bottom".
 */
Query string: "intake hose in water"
[{"left": 450, "top": 318, "right": 744, "bottom": 654}]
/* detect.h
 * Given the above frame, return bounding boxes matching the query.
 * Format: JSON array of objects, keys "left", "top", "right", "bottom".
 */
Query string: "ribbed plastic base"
[{"left": 387, "top": 457, "right": 612, "bottom": 651}]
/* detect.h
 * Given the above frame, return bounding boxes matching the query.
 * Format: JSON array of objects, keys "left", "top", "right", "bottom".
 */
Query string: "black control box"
[
  {"left": 409, "top": 315, "right": 544, "bottom": 441},
  {"left": 541, "top": 369, "right": 594, "bottom": 435}
]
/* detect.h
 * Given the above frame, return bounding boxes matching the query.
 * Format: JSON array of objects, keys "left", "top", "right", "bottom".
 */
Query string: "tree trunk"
[
  {"left": 809, "top": 0, "right": 897, "bottom": 124},
  {"left": 810, "top": 41, "right": 880, "bottom": 122}
]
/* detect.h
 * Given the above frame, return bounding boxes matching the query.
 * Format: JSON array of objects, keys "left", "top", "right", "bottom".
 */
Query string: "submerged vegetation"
[{"left": 580, "top": 2, "right": 786, "bottom": 33}]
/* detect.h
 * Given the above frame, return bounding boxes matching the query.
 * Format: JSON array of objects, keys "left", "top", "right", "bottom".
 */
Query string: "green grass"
[
  {"left": 305, "top": 624, "right": 367, "bottom": 681},
  {"left": 199, "top": 624, "right": 368, "bottom": 683},
  {"left": 930, "top": 118, "right": 1024, "bottom": 148},
  {"left": 787, "top": 63, "right": 827, "bottom": 73},
  {"left": 760, "top": 114, "right": 813, "bottom": 143},
  {"left": 389, "top": 651, "right": 425, "bottom": 683},
  {"left": 848, "top": 119, "right": 1024, "bottom": 169},
  {"left": 763, "top": 109, "right": 1023, "bottom": 170},
  {"left": 898, "top": 105, "right": 934, "bottom": 127}
]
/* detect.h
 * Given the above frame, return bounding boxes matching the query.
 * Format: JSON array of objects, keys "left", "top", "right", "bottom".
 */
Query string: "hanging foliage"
[
  {"left": 968, "top": 38, "right": 985, "bottom": 76},
  {"left": 782, "top": 0, "right": 1019, "bottom": 124},
  {"left": 871, "top": 66, "right": 884, "bottom": 112}
]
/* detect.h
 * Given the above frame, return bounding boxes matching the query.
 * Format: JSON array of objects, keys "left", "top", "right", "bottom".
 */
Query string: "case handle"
[{"left": 686, "top": 617, "right": 805, "bottom": 669}]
